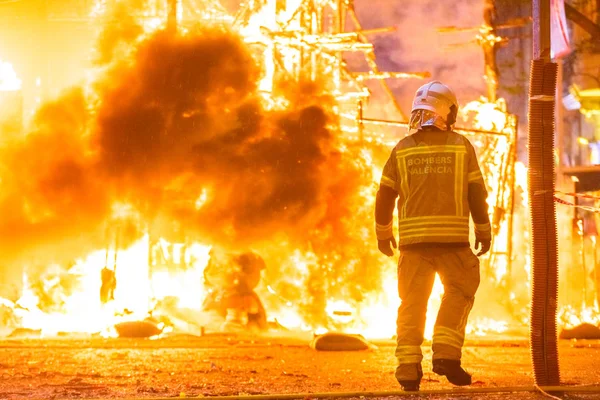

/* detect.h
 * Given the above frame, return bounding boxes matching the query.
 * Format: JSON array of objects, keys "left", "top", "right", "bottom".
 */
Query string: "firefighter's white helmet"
[{"left": 410, "top": 81, "right": 458, "bottom": 128}]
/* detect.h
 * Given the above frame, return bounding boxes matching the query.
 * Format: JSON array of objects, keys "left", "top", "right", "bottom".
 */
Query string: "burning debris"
[
  {"left": 1, "top": 27, "right": 350, "bottom": 253},
  {"left": 0, "top": 4, "right": 388, "bottom": 337},
  {"left": 559, "top": 323, "right": 600, "bottom": 340},
  {"left": 0, "top": 0, "right": 597, "bottom": 344},
  {"left": 114, "top": 319, "right": 163, "bottom": 338},
  {"left": 310, "top": 332, "right": 371, "bottom": 351}
]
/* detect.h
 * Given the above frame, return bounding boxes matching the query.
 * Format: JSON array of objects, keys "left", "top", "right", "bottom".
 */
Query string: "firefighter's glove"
[
  {"left": 378, "top": 236, "right": 397, "bottom": 257},
  {"left": 376, "top": 221, "right": 396, "bottom": 257},
  {"left": 475, "top": 237, "right": 491, "bottom": 256},
  {"left": 474, "top": 223, "right": 492, "bottom": 256}
]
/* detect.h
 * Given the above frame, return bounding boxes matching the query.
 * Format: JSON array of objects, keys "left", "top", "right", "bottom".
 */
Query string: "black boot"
[
  {"left": 396, "top": 364, "right": 423, "bottom": 391},
  {"left": 432, "top": 359, "right": 472, "bottom": 386}
]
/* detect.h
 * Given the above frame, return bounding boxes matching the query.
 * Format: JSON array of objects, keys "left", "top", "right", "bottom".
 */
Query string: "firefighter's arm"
[
  {"left": 469, "top": 183, "right": 491, "bottom": 255},
  {"left": 375, "top": 151, "right": 399, "bottom": 257},
  {"left": 376, "top": 186, "right": 398, "bottom": 256},
  {"left": 466, "top": 141, "right": 492, "bottom": 256},
  {"left": 376, "top": 185, "right": 397, "bottom": 238}
]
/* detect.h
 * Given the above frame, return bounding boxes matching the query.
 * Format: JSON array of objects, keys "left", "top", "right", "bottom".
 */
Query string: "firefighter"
[{"left": 375, "top": 81, "right": 491, "bottom": 391}]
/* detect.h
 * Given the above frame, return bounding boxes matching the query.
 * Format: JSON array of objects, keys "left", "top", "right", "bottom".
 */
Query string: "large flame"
[
  {"left": 1, "top": 0, "right": 596, "bottom": 342},
  {"left": 0, "top": 60, "right": 22, "bottom": 92},
  {"left": 0, "top": 4, "right": 512, "bottom": 340},
  {"left": 0, "top": 2, "right": 386, "bottom": 338}
]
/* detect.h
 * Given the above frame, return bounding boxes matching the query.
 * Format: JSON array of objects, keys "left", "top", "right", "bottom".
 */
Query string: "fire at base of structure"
[{"left": 0, "top": 0, "right": 598, "bottom": 340}]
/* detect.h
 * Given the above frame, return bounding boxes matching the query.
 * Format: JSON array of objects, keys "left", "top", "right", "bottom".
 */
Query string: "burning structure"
[{"left": 0, "top": 0, "right": 596, "bottom": 343}]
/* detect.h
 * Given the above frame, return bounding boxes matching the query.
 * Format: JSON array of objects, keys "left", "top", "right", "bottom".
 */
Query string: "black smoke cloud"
[
  {"left": 0, "top": 4, "right": 393, "bottom": 330},
  {"left": 0, "top": 22, "right": 369, "bottom": 266}
]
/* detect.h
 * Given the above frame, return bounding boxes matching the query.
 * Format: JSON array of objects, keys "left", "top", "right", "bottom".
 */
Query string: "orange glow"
[
  {"left": 560, "top": 303, "right": 600, "bottom": 329},
  {"left": 5, "top": 234, "right": 212, "bottom": 337},
  {"left": 0, "top": 60, "right": 22, "bottom": 92},
  {"left": 0, "top": 1, "right": 595, "bottom": 343}
]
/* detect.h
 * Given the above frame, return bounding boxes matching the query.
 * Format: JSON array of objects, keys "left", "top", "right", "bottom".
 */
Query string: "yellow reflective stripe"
[
  {"left": 474, "top": 222, "right": 491, "bottom": 232},
  {"left": 377, "top": 231, "right": 393, "bottom": 240},
  {"left": 397, "top": 157, "right": 409, "bottom": 219},
  {"left": 455, "top": 152, "right": 465, "bottom": 216},
  {"left": 459, "top": 299, "right": 475, "bottom": 332},
  {"left": 395, "top": 345, "right": 422, "bottom": 355},
  {"left": 376, "top": 221, "right": 393, "bottom": 230},
  {"left": 380, "top": 175, "right": 396, "bottom": 189},
  {"left": 468, "top": 170, "right": 483, "bottom": 182},
  {"left": 433, "top": 335, "right": 464, "bottom": 348},
  {"left": 397, "top": 355, "right": 424, "bottom": 364},
  {"left": 398, "top": 218, "right": 468, "bottom": 237},
  {"left": 399, "top": 222, "right": 469, "bottom": 229},
  {"left": 435, "top": 326, "right": 464, "bottom": 340},
  {"left": 399, "top": 227, "right": 469, "bottom": 235},
  {"left": 398, "top": 216, "right": 469, "bottom": 223},
  {"left": 402, "top": 232, "right": 467, "bottom": 236},
  {"left": 432, "top": 336, "right": 463, "bottom": 349},
  {"left": 401, "top": 233, "right": 469, "bottom": 240},
  {"left": 399, "top": 226, "right": 469, "bottom": 233},
  {"left": 433, "top": 330, "right": 465, "bottom": 347},
  {"left": 395, "top": 145, "right": 467, "bottom": 157},
  {"left": 395, "top": 345, "right": 423, "bottom": 364},
  {"left": 376, "top": 221, "right": 393, "bottom": 240},
  {"left": 399, "top": 220, "right": 468, "bottom": 229},
  {"left": 399, "top": 226, "right": 468, "bottom": 233},
  {"left": 433, "top": 326, "right": 464, "bottom": 349},
  {"left": 458, "top": 305, "right": 469, "bottom": 333}
]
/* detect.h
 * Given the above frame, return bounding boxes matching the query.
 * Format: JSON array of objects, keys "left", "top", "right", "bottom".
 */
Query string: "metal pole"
[
  {"left": 532, "top": 0, "right": 551, "bottom": 61},
  {"left": 574, "top": 178, "right": 579, "bottom": 284},
  {"left": 572, "top": 178, "right": 587, "bottom": 307},
  {"left": 556, "top": 59, "right": 564, "bottom": 179},
  {"left": 594, "top": 235, "right": 599, "bottom": 308},
  {"left": 569, "top": 177, "right": 579, "bottom": 306},
  {"left": 580, "top": 218, "right": 587, "bottom": 307},
  {"left": 578, "top": 113, "right": 583, "bottom": 164},
  {"left": 506, "top": 119, "right": 519, "bottom": 294},
  {"left": 529, "top": 0, "right": 560, "bottom": 386}
]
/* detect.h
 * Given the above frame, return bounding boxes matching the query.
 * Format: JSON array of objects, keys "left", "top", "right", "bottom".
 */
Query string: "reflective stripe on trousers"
[{"left": 395, "top": 246, "right": 480, "bottom": 381}]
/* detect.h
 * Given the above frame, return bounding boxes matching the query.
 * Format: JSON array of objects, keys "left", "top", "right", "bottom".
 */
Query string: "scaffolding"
[
  {"left": 161, "top": 0, "right": 520, "bottom": 287},
  {"left": 92, "top": 0, "right": 518, "bottom": 300},
  {"left": 230, "top": 0, "right": 430, "bottom": 123}
]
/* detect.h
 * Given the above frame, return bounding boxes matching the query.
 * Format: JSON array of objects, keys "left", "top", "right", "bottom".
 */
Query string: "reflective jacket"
[{"left": 375, "top": 128, "right": 491, "bottom": 247}]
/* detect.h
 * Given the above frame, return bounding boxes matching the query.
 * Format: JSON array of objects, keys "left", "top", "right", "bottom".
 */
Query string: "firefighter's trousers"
[{"left": 394, "top": 246, "right": 480, "bottom": 381}]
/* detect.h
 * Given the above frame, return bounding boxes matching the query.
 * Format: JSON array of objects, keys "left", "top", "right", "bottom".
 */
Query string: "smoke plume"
[
  {"left": 0, "top": 19, "right": 373, "bottom": 271},
  {"left": 0, "top": 3, "right": 393, "bottom": 329}
]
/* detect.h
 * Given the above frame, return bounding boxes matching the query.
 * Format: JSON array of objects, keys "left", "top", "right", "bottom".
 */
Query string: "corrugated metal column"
[{"left": 528, "top": 0, "right": 561, "bottom": 387}]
